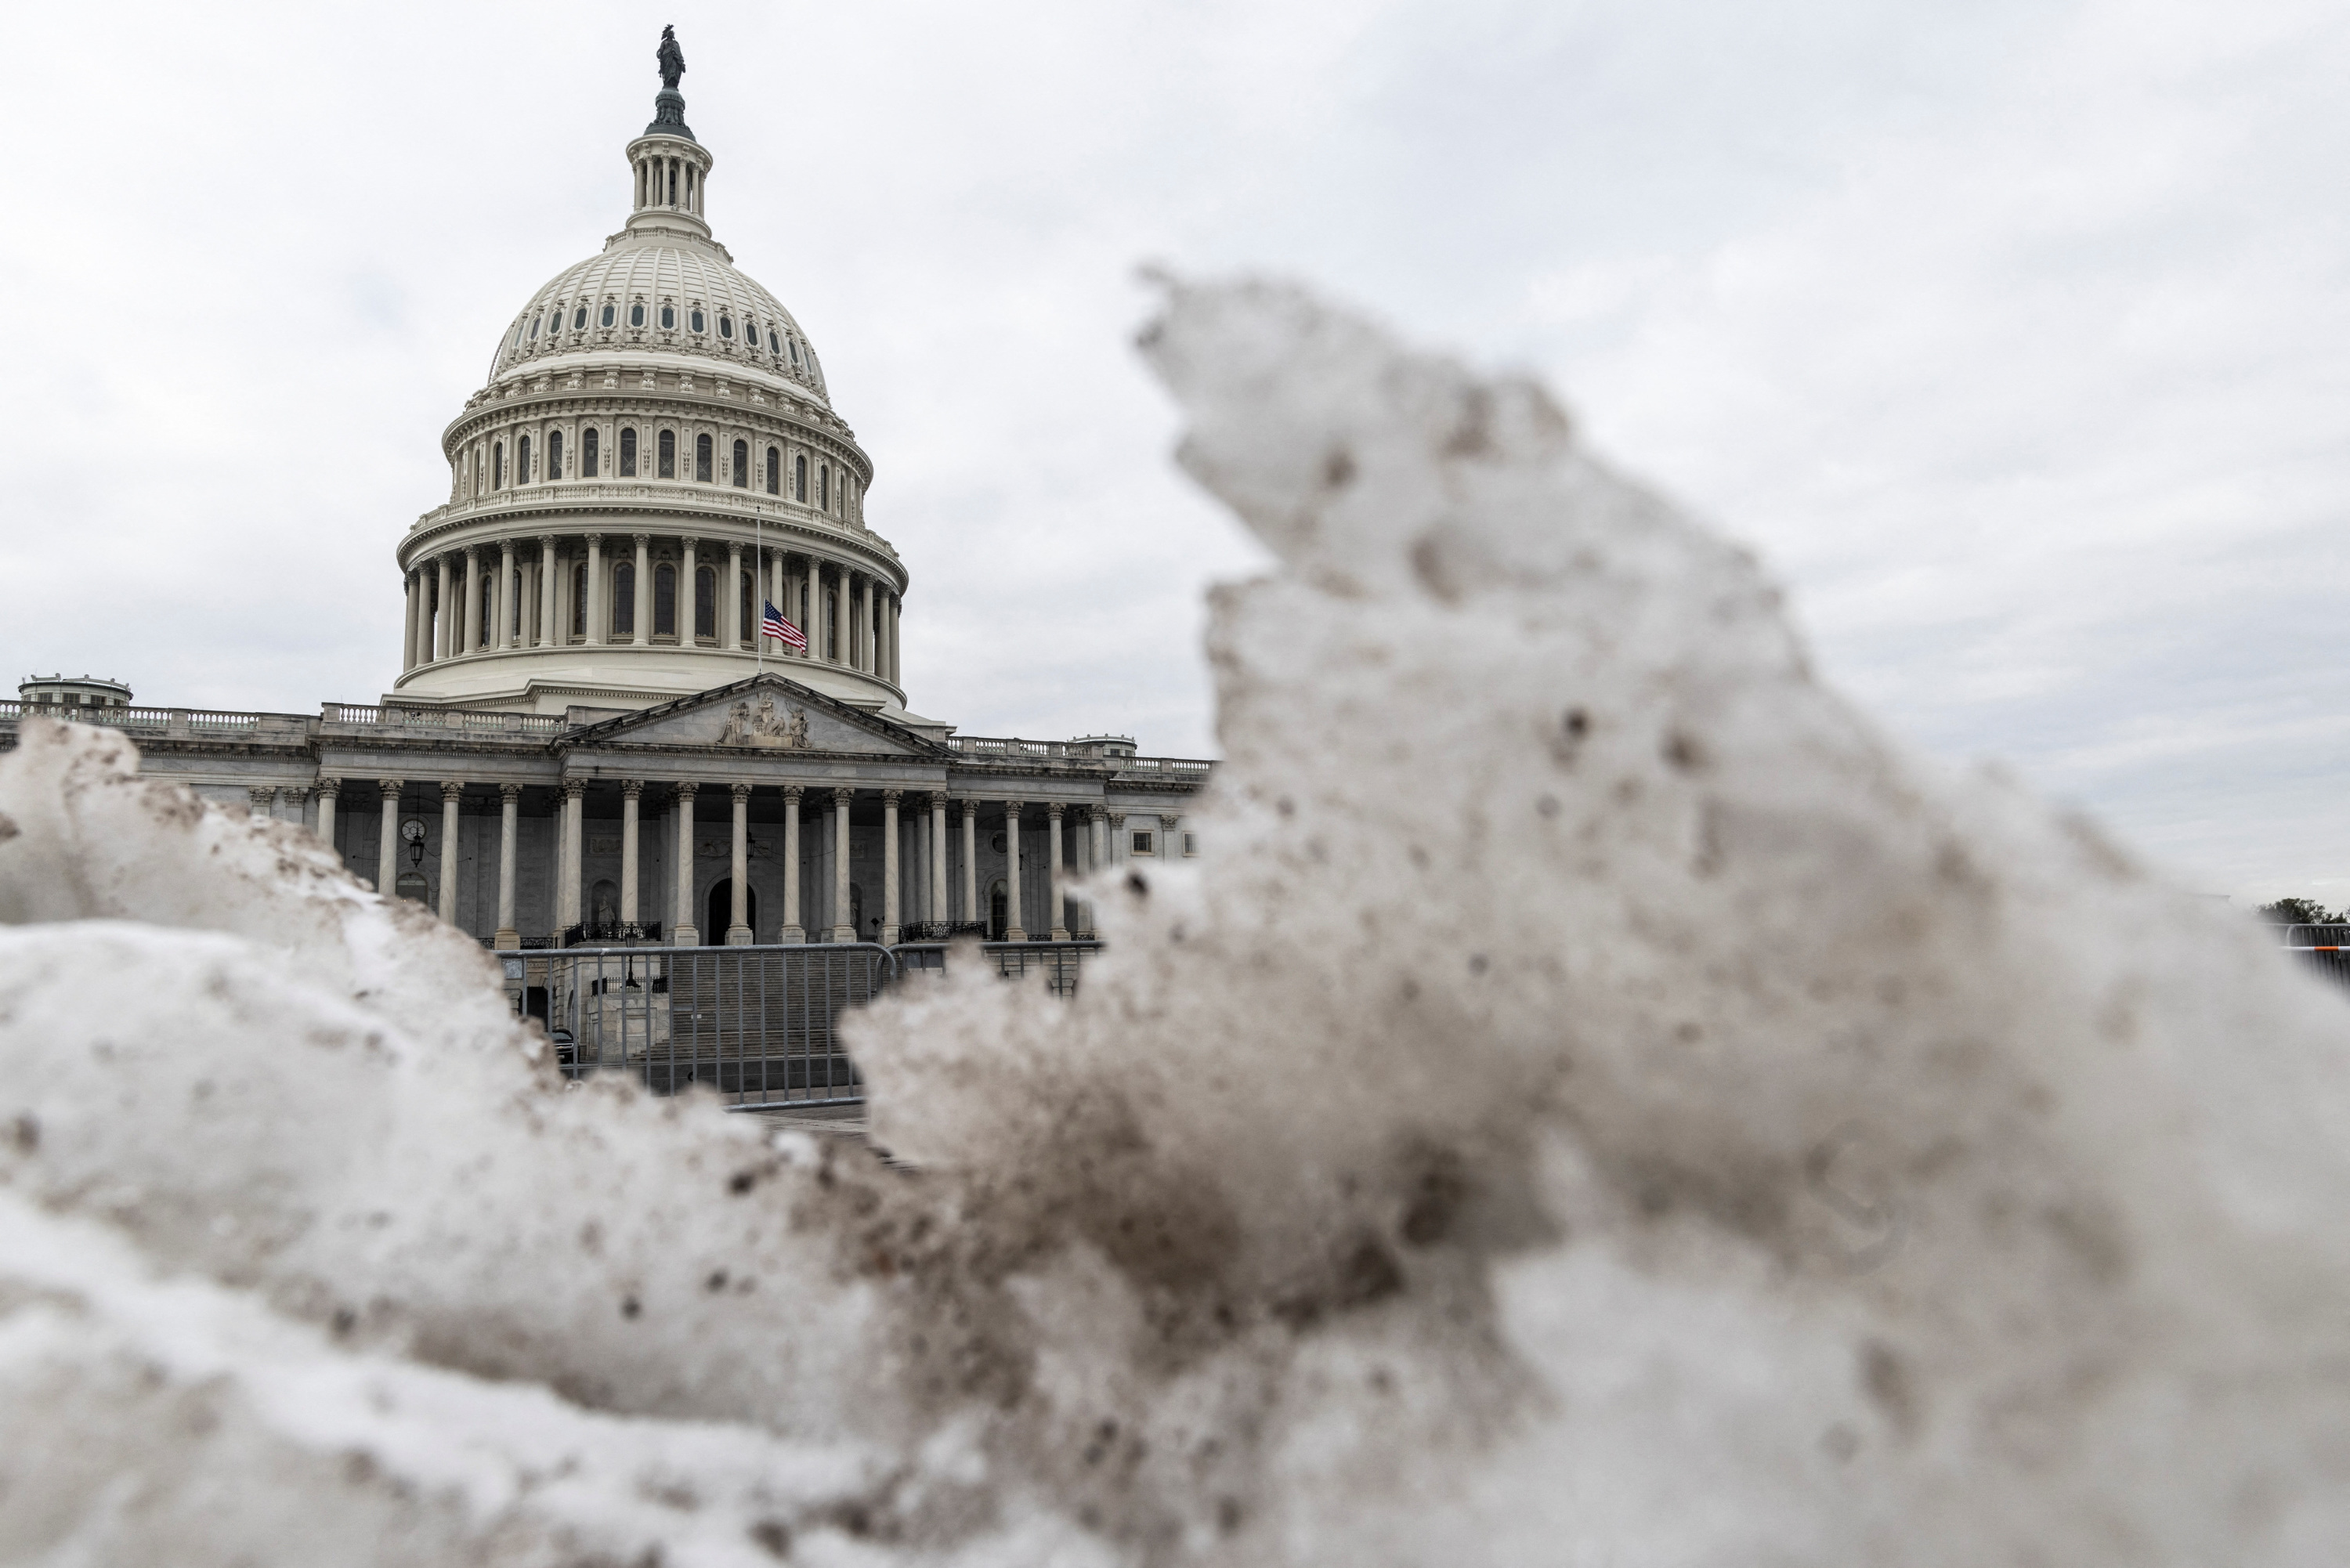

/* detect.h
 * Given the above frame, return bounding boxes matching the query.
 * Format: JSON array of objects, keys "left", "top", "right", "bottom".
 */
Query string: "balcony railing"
[
  {"left": 322, "top": 705, "right": 564, "bottom": 735},
  {"left": 944, "top": 735, "right": 1214, "bottom": 774}
]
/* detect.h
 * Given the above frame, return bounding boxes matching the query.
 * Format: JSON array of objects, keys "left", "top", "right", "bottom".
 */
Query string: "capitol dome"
[{"left": 388, "top": 60, "right": 916, "bottom": 724}]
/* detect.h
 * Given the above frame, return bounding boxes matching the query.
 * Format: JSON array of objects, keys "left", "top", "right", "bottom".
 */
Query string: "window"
[
  {"left": 739, "top": 573, "right": 754, "bottom": 645},
  {"left": 794, "top": 453, "right": 807, "bottom": 501},
  {"left": 660, "top": 305, "right": 675, "bottom": 329},
  {"left": 695, "top": 433, "right": 712, "bottom": 482},
  {"left": 788, "top": 338, "right": 801, "bottom": 367},
  {"left": 600, "top": 303, "right": 615, "bottom": 327},
  {"left": 572, "top": 563, "right": 587, "bottom": 635},
  {"left": 573, "top": 306, "right": 587, "bottom": 330},
  {"left": 613, "top": 562, "right": 635, "bottom": 636},
  {"left": 480, "top": 572, "right": 495, "bottom": 637},
  {"left": 732, "top": 438, "right": 749, "bottom": 488},
  {"left": 528, "top": 315, "right": 540, "bottom": 340},
  {"left": 1184, "top": 832, "right": 1198, "bottom": 856},
  {"left": 630, "top": 302, "right": 645, "bottom": 327},
  {"left": 1131, "top": 830, "right": 1155, "bottom": 856},
  {"left": 582, "top": 426, "right": 599, "bottom": 477},
  {"left": 513, "top": 320, "right": 526, "bottom": 349},
  {"left": 695, "top": 566, "right": 715, "bottom": 638},
  {"left": 689, "top": 308, "right": 705, "bottom": 333},
  {"left": 765, "top": 446, "right": 780, "bottom": 495},
  {"left": 657, "top": 430, "right": 675, "bottom": 479},
  {"left": 494, "top": 442, "right": 505, "bottom": 488},
  {"left": 546, "top": 429, "right": 562, "bottom": 479},
  {"left": 653, "top": 563, "right": 677, "bottom": 636},
  {"left": 517, "top": 434, "right": 532, "bottom": 484},
  {"left": 619, "top": 428, "right": 637, "bottom": 476},
  {"left": 819, "top": 464, "right": 830, "bottom": 511},
  {"left": 718, "top": 314, "right": 732, "bottom": 339},
  {"left": 768, "top": 329, "right": 780, "bottom": 353}
]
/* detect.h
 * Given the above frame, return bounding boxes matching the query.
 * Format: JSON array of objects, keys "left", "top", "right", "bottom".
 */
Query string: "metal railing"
[
  {"left": 2279, "top": 925, "right": 2350, "bottom": 988},
  {"left": 501, "top": 938, "right": 1104, "bottom": 1109},
  {"left": 501, "top": 943, "right": 897, "bottom": 1110}
]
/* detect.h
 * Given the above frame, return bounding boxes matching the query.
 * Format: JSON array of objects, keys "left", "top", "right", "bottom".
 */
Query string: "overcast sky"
[{"left": 8, "top": 1, "right": 2350, "bottom": 904}]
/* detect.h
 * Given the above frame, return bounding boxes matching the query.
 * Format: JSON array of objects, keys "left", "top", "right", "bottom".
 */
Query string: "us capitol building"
[{"left": 5, "top": 44, "right": 1209, "bottom": 949}]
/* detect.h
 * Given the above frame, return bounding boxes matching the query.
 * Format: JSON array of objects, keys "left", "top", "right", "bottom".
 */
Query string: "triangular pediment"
[{"left": 562, "top": 675, "right": 945, "bottom": 757}]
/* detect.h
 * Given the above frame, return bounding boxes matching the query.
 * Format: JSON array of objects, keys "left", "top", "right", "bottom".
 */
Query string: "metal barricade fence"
[
  {"left": 497, "top": 940, "right": 1103, "bottom": 1111},
  {"left": 497, "top": 944, "right": 897, "bottom": 1110},
  {"left": 2280, "top": 925, "right": 2350, "bottom": 989}
]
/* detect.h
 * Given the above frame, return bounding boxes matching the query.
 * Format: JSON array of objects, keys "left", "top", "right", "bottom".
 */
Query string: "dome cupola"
[{"left": 390, "top": 32, "right": 910, "bottom": 722}]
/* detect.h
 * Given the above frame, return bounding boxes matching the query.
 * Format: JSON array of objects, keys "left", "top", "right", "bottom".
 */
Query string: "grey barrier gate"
[
  {"left": 2280, "top": 925, "right": 2350, "bottom": 989},
  {"left": 497, "top": 940, "right": 1103, "bottom": 1109}
]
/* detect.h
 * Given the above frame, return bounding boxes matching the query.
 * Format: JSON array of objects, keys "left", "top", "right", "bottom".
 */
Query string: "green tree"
[{"left": 2258, "top": 897, "right": 2340, "bottom": 925}]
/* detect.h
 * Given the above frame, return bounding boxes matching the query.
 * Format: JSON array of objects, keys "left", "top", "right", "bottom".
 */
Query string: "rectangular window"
[
  {"left": 1183, "top": 832, "right": 1198, "bottom": 855},
  {"left": 583, "top": 426, "right": 600, "bottom": 477},
  {"left": 765, "top": 446, "right": 780, "bottom": 495},
  {"left": 695, "top": 433, "right": 713, "bottom": 482},
  {"left": 1130, "top": 830, "right": 1155, "bottom": 856},
  {"left": 548, "top": 428, "right": 563, "bottom": 479},
  {"left": 613, "top": 563, "right": 635, "bottom": 636},
  {"left": 657, "top": 430, "right": 675, "bottom": 479},
  {"left": 517, "top": 434, "right": 532, "bottom": 485},
  {"left": 694, "top": 567, "right": 715, "bottom": 638},
  {"left": 794, "top": 454, "right": 807, "bottom": 501},
  {"left": 620, "top": 428, "right": 638, "bottom": 477},
  {"left": 494, "top": 443, "right": 505, "bottom": 488}
]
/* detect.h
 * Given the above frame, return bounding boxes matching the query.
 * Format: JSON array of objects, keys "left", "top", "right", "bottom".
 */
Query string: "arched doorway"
[
  {"left": 989, "top": 879, "right": 1008, "bottom": 941},
  {"left": 706, "top": 879, "right": 757, "bottom": 939}
]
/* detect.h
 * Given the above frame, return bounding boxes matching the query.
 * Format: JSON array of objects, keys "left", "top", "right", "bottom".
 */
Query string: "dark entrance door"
[
  {"left": 989, "top": 883, "right": 1007, "bottom": 941},
  {"left": 706, "top": 879, "right": 756, "bottom": 940}
]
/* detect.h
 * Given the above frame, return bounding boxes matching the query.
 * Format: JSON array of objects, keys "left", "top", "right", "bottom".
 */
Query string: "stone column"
[
  {"left": 1047, "top": 804, "right": 1069, "bottom": 940},
  {"left": 494, "top": 784, "right": 520, "bottom": 946},
  {"left": 315, "top": 779, "right": 339, "bottom": 862},
  {"left": 436, "top": 781, "right": 463, "bottom": 925},
  {"left": 856, "top": 577, "right": 873, "bottom": 670},
  {"left": 928, "top": 793, "right": 949, "bottom": 924},
  {"left": 725, "top": 541, "right": 743, "bottom": 648},
  {"left": 620, "top": 780, "right": 643, "bottom": 925},
  {"left": 819, "top": 568, "right": 837, "bottom": 664},
  {"left": 671, "top": 783, "right": 700, "bottom": 946},
  {"left": 403, "top": 571, "right": 420, "bottom": 670},
  {"left": 585, "top": 534, "right": 605, "bottom": 645},
  {"left": 462, "top": 549, "right": 483, "bottom": 654},
  {"left": 728, "top": 782, "right": 752, "bottom": 945},
  {"left": 1162, "top": 814, "right": 1184, "bottom": 865},
  {"left": 558, "top": 781, "right": 585, "bottom": 933},
  {"left": 1003, "top": 800, "right": 1026, "bottom": 942},
  {"left": 537, "top": 537, "right": 558, "bottom": 647},
  {"left": 246, "top": 786, "right": 276, "bottom": 818},
  {"left": 1108, "top": 811, "right": 1126, "bottom": 865},
  {"left": 880, "top": 789, "right": 902, "bottom": 944},
  {"left": 830, "top": 788, "right": 855, "bottom": 941},
  {"left": 497, "top": 542, "right": 515, "bottom": 650},
  {"left": 779, "top": 784, "right": 805, "bottom": 942},
  {"left": 680, "top": 537, "right": 698, "bottom": 642},
  {"left": 378, "top": 780, "right": 401, "bottom": 894},
  {"left": 632, "top": 534, "right": 650, "bottom": 646},
  {"left": 771, "top": 550, "right": 789, "bottom": 648},
  {"left": 436, "top": 556, "right": 454, "bottom": 659},
  {"left": 888, "top": 594, "right": 901, "bottom": 685},
  {"left": 1071, "top": 805, "right": 1092, "bottom": 937},
  {"left": 960, "top": 799, "right": 978, "bottom": 925},
  {"left": 283, "top": 786, "right": 308, "bottom": 828}
]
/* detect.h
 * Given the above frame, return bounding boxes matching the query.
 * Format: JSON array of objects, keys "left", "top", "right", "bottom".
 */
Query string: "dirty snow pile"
[{"left": 5, "top": 279, "right": 2349, "bottom": 1566}]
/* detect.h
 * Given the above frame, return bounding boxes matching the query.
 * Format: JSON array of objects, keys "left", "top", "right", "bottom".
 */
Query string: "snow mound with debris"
[{"left": 5, "top": 277, "right": 2348, "bottom": 1566}]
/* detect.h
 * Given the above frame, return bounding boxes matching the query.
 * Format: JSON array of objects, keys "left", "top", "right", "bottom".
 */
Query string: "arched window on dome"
[
  {"left": 695, "top": 434, "right": 713, "bottom": 483},
  {"left": 731, "top": 439, "right": 749, "bottom": 488},
  {"left": 765, "top": 446, "right": 780, "bottom": 496},
  {"left": 657, "top": 430, "right": 676, "bottom": 479},
  {"left": 613, "top": 562, "right": 636, "bottom": 638},
  {"left": 653, "top": 563, "right": 677, "bottom": 638},
  {"left": 517, "top": 435, "right": 532, "bottom": 486},
  {"left": 601, "top": 303, "right": 615, "bottom": 328},
  {"left": 718, "top": 314, "right": 732, "bottom": 340},
  {"left": 572, "top": 563, "right": 587, "bottom": 638},
  {"left": 660, "top": 305, "right": 675, "bottom": 330},
  {"left": 573, "top": 306, "right": 588, "bottom": 331},
  {"left": 528, "top": 316, "right": 541, "bottom": 341},
  {"left": 690, "top": 308, "right": 706, "bottom": 334},
  {"left": 582, "top": 426, "right": 599, "bottom": 478},
  {"left": 788, "top": 338, "right": 802, "bottom": 368},
  {"left": 620, "top": 428, "right": 638, "bottom": 477},
  {"left": 695, "top": 566, "right": 716, "bottom": 640},
  {"left": 769, "top": 329, "right": 780, "bottom": 354},
  {"left": 493, "top": 442, "right": 505, "bottom": 490},
  {"left": 547, "top": 429, "right": 563, "bottom": 481},
  {"left": 631, "top": 302, "right": 645, "bottom": 327},
  {"left": 794, "top": 453, "right": 807, "bottom": 502},
  {"left": 819, "top": 464, "right": 830, "bottom": 511}
]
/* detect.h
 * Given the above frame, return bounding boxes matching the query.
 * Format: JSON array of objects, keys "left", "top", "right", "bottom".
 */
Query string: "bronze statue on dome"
[{"left": 656, "top": 27, "right": 686, "bottom": 91}]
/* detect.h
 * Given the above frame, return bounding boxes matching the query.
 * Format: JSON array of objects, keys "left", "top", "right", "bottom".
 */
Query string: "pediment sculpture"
[{"left": 719, "top": 695, "right": 809, "bottom": 750}]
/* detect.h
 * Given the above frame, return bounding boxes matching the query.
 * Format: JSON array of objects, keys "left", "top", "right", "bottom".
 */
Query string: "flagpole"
[{"left": 755, "top": 506, "right": 763, "bottom": 677}]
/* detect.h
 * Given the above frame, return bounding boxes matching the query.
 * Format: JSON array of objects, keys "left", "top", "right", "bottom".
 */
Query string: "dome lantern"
[{"left": 624, "top": 26, "right": 713, "bottom": 246}]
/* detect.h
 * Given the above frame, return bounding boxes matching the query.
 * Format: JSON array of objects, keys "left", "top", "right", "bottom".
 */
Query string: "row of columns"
[
  {"left": 400, "top": 536, "right": 902, "bottom": 686},
  {"left": 316, "top": 778, "right": 1179, "bottom": 946}
]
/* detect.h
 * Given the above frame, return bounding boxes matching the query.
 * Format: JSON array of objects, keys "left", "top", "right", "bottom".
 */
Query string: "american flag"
[{"left": 761, "top": 601, "right": 806, "bottom": 650}]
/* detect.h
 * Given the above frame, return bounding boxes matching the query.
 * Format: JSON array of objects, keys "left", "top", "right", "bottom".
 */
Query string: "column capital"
[
  {"left": 584, "top": 532, "right": 602, "bottom": 547},
  {"left": 731, "top": 782, "right": 752, "bottom": 804},
  {"left": 632, "top": 532, "right": 650, "bottom": 546},
  {"left": 499, "top": 782, "right": 522, "bottom": 804},
  {"left": 440, "top": 779, "right": 465, "bottom": 803},
  {"left": 561, "top": 779, "right": 586, "bottom": 801},
  {"left": 1003, "top": 799, "right": 1024, "bottom": 816},
  {"left": 378, "top": 779, "right": 403, "bottom": 800},
  {"left": 781, "top": 783, "right": 805, "bottom": 805},
  {"left": 960, "top": 797, "right": 980, "bottom": 818},
  {"left": 674, "top": 780, "right": 699, "bottom": 802},
  {"left": 620, "top": 779, "right": 645, "bottom": 800},
  {"left": 680, "top": 534, "right": 698, "bottom": 549},
  {"left": 923, "top": 791, "right": 945, "bottom": 811},
  {"left": 463, "top": 544, "right": 479, "bottom": 562},
  {"left": 831, "top": 786, "right": 855, "bottom": 806},
  {"left": 1069, "top": 804, "right": 1092, "bottom": 822},
  {"left": 1159, "top": 813, "right": 1182, "bottom": 829},
  {"left": 1108, "top": 810, "right": 1126, "bottom": 826},
  {"left": 248, "top": 786, "right": 277, "bottom": 809},
  {"left": 316, "top": 777, "right": 341, "bottom": 800},
  {"left": 880, "top": 788, "right": 902, "bottom": 808},
  {"left": 538, "top": 533, "right": 557, "bottom": 549},
  {"left": 726, "top": 538, "right": 742, "bottom": 556},
  {"left": 283, "top": 786, "right": 309, "bottom": 804},
  {"left": 1046, "top": 802, "right": 1065, "bottom": 821}
]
